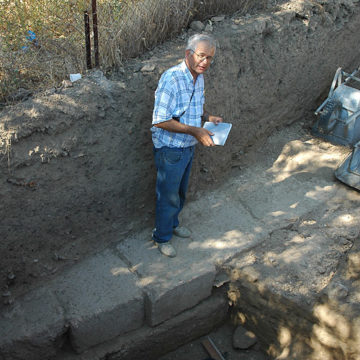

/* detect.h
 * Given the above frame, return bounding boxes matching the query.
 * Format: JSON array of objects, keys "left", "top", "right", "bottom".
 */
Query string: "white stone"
[
  {"left": 141, "top": 64, "right": 156, "bottom": 72},
  {"left": 211, "top": 15, "right": 225, "bottom": 22}
]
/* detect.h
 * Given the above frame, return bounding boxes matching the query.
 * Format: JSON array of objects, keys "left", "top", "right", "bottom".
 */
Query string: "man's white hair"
[{"left": 186, "top": 34, "right": 216, "bottom": 52}]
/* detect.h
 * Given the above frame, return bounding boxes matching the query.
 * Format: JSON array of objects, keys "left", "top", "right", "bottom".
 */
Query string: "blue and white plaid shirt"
[{"left": 151, "top": 61, "right": 205, "bottom": 148}]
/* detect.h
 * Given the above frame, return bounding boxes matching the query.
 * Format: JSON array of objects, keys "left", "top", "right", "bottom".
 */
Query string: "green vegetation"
[{"left": 0, "top": 0, "right": 259, "bottom": 103}]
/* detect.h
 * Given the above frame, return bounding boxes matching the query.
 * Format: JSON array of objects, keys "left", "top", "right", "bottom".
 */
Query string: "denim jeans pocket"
[{"left": 164, "top": 148, "right": 183, "bottom": 165}]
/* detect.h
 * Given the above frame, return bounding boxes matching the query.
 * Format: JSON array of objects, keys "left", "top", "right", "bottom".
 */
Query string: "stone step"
[{"left": 50, "top": 249, "right": 144, "bottom": 353}]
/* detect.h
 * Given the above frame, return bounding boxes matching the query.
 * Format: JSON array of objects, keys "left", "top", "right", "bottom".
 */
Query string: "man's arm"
[{"left": 154, "top": 119, "right": 215, "bottom": 147}]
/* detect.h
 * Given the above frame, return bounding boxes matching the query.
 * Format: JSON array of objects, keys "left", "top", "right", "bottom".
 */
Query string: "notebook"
[{"left": 203, "top": 122, "right": 232, "bottom": 146}]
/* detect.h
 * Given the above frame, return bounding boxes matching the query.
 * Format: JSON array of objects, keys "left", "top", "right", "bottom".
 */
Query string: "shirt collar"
[{"left": 180, "top": 60, "right": 202, "bottom": 85}]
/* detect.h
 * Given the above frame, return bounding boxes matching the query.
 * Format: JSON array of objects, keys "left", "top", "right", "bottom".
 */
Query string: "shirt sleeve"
[{"left": 152, "top": 74, "right": 177, "bottom": 125}]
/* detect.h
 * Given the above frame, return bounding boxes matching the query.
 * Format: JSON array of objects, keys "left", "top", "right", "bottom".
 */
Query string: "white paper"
[
  {"left": 203, "top": 122, "right": 232, "bottom": 146},
  {"left": 70, "top": 73, "right": 82, "bottom": 82}
]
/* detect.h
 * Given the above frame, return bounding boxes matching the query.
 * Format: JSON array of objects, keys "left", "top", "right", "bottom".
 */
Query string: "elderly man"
[{"left": 151, "top": 33, "right": 223, "bottom": 257}]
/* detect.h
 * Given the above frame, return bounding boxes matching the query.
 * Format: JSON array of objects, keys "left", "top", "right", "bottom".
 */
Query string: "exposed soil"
[{"left": 1, "top": 0, "right": 360, "bottom": 318}]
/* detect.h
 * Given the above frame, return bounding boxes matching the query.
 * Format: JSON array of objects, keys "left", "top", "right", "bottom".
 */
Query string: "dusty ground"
[{"left": 0, "top": 0, "right": 360, "bottom": 326}]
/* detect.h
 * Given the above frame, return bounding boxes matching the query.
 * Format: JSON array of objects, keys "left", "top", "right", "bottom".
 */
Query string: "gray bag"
[
  {"left": 335, "top": 141, "right": 360, "bottom": 190},
  {"left": 312, "top": 67, "right": 360, "bottom": 147}
]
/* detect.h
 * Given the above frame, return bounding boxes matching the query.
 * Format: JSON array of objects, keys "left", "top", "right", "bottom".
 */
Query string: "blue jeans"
[{"left": 153, "top": 146, "right": 195, "bottom": 243}]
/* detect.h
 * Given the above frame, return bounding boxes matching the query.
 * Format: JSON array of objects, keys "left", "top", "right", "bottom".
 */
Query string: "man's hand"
[
  {"left": 208, "top": 114, "right": 223, "bottom": 125},
  {"left": 191, "top": 127, "right": 215, "bottom": 147}
]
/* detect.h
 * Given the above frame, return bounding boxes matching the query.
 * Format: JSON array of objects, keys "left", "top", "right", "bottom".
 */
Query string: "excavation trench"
[{"left": 1, "top": 1, "right": 360, "bottom": 360}]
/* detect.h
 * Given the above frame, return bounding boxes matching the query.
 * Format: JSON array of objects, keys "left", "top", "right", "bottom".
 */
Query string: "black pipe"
[
  {"left": 92, "top": 0, "right": 99, "bottom": 67},
  {"left": 84, "top": 10, "right": 92, "bottom": 69}
]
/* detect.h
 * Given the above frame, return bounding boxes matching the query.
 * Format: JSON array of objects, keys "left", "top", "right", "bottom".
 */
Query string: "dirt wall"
[
  {"left": 197, "top": 0, "right": 360, "bottom": 189},
  {"left": 1, "top": 0, "right": 360, "bottom": 301}
]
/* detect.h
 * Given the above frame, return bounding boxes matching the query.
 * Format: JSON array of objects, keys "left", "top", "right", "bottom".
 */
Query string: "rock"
[
  {"left": 268, "top": 256, "right": 278, "bottom": 266},
  {"left": 339, "top": 237, "right": 350, "bottom": 246},
  {"left": 44, "top": 88, "right": 56, "bottom": 96},
  {"left": 7, "top": 272, "right": 16, "bottom": 285},
  {"left": 190, "top": 21, "right": 205, "bottom": 31},
  {"left": 233, "top": 325, "right": 258, "bottom": 349},
  {"left": 346, "top": 229, "right": 359, "bottom": 241},
  {"left": 117, "top": 81, "right": 126, "bottom": 89},
  {"left": 53, "top": 253, "right": 66, "bottom": 261},
  {"left": 140, "top": 64, "right": 156, "bottom": 72},
  {"left": 204, "top": 22, "right": 213, "bottom": 32},
  {"left": 133, "top": 63, "right": 143, "bottom": 72},
  {"left": 61, "top": 79, "right": 73, "bottom": 88},
  {"left": 211, "top": 15, "right": 225, "bottom": 22},
  {"left": 3, "top": 298, "right": 14, "bottom": 306},
  {"left": 213, "top": 272, "right": 230, "bottom": 288}
]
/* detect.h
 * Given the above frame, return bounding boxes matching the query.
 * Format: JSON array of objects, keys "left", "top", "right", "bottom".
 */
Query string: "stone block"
[
  {"left": 52, "top": 249, "right": 144, "bottom": 353},
  {"left": 144, "top": 266, "right": 216, "bottom": 326},
  {"left": 117, "top": 235, "right": 216, "bottom": 326},
  {"left": 0, "top": 288, "right": 66, "bottom": 360},
  {"left": 55, "top": 291, "right": 229, "bottom": 360}
]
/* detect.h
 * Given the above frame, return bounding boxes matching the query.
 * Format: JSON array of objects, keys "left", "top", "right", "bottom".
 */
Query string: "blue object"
[
  {"left": 22, "top": 30, "right": 38, "bottom": 50},
  {"left": 152, "top": 146, "right": 195, "bottom": 243},
  {"left": 26, "top": 30, "right": 36, "bottom": 42}
]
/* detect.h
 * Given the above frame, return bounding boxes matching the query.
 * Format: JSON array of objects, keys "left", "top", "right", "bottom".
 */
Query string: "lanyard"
[{"left": 173, "top": 88, "right": 195, "bottom": 121}]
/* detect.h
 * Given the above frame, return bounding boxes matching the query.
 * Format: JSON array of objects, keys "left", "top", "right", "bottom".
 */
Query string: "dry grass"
[{"left": 0, "top": 0, "right": 265, "bottom": 105}]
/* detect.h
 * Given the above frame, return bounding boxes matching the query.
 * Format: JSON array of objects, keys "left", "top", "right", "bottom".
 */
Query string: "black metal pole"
[
  {"left": 92, "top": 0, "right": 99, "bottom": 67},
  {"left": 84, "top": 10, "right": 92, "bottom": 69}
]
